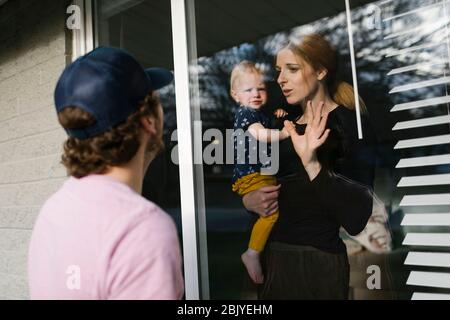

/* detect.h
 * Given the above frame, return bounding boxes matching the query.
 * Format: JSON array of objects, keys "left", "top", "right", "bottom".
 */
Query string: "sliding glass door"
[
  {"left": 187, "top": 0, "right": 450, "bottom": 299},
  {"left": 92, "top": 0, "right": 450, "bottom": 299}
]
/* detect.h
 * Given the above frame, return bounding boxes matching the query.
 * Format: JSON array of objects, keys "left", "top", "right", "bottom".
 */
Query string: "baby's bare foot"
[{"left": 241, "top": 249, "right": 264, "bottom": 284}]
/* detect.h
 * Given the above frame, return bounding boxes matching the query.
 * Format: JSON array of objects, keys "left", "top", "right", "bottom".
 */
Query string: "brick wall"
[{"left": 0, "top": 0, "right": 69, "bottom": 299}]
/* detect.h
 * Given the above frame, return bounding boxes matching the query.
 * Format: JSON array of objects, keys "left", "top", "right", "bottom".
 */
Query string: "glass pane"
[
  {"left": 349, "top": 0, "right": 450, "bottom": 299},
  {"left": 95, "top": 0, "right": 183, "bottom": 251},
  {"left": 190, "top": 0, "right": 396, "bottom": 299}
]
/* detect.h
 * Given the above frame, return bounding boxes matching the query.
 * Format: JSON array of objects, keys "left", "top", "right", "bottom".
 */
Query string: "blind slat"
[
  {"left": 394, "top": 134, "right": 450, "bottom": 149},
  {"left": 412, "top": 292, "right": 450, "bottom": 300},
  {"left": 387, "top": 59, "right": 447, "bottom": 76},
  {"left": 389, "top": 76, "right": 450, "bottom": 94},
  {"left": 384, "top": 21, "right": 446, "bottom": 40},
  {"left": 386, "top": 42, "right": 443, "bottom": 58},
  {"left": 391, "top": 96, "right": 450, "bottom": 112},
  {"left": 402, "top": 213, "right": 450, "bottom": 226},
  {"left": 383, "top": 1, "right": 450, "bottom": 22},
  {"left": 393, "top": 115, "right": 450, "bottom": 130},
  {"left": 400, "top": 193, "right": 450, "bottom": 206},
  {"left": 407, "top": 271, "right": 450, "bottom": 289},
  {"left": 396, "top": 154, "right": 450, "bottom": 168},
  {"left": 405, "top": 251, "right": 450, "bottom": 267},
  {"left": 397, "top": 173, "right": 450, "bottom": 187},
  {"left": 403, "top": 233, "right": 450, "bottom": 247}
]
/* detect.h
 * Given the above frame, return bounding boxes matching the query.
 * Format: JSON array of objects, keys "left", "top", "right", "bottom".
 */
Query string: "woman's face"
[{"left": 276, "top": 48, "right": 320, "bottom": 105}]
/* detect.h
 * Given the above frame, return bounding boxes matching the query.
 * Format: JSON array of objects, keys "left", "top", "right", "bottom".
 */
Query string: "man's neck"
[{"left": 103, "top": 145, "right": 146, "bottom": 194}]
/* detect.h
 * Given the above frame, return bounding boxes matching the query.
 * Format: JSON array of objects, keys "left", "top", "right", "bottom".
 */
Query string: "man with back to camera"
[{"left": 28, "top": 47, "right": 184, "bottom": 299}]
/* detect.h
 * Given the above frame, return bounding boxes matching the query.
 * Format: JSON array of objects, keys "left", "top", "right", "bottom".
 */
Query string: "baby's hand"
[{"left": 274, "top": 108, "right": 288, "bottom": 118}]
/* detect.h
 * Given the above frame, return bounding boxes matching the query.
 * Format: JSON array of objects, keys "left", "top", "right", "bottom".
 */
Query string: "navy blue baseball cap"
[{"left": 54, "top": 46, "right": 173, "bottom": 139}]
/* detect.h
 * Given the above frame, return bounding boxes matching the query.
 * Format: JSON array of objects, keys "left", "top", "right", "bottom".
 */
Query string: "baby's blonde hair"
[{"left": 229, "top": 60, "right": 265, "bottom": 96}]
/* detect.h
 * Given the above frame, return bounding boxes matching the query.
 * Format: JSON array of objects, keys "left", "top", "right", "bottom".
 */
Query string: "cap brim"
[{"left": 145, "top": 67, "right": 174, "bottom": 90}]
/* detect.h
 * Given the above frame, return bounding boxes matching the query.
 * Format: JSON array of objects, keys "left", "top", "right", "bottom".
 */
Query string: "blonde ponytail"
[{"left": 330, "top": 80, "right": 367, "bottom": 114}]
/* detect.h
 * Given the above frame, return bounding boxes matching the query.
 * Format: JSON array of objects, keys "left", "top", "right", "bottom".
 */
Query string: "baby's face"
[{"left": 233, "top": 73, "right": 267, "bottom": 109}]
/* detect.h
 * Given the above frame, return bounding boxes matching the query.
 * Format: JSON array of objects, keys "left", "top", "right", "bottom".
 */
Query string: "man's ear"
[
  {"left": 317, "top": 67, "right": 328, "bottom": 81},
  {"left": 140, "top": 115, "right": 157, "bottom": 136}
]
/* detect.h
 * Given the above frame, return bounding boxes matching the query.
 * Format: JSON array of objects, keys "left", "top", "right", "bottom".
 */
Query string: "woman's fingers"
[
  {"left": 243, "top": 186, "right": 279, "bottom": 217},
  {"left": 306, "top": 101, "right": 328, "bottom": 141},
  {"left": 259, "top": 185, "right": 281, "bottom": 201},
  {"left": 374, "top": 237, "right": 388, "bottom": 246},
  {"left": 259, "top": 184, "right": 281, "bottom": 192},
  {"left": 265, "top": 201, "right": 279, "bottom": 216},
  {"left": 283, "top": 120, "right": 298, "bottom": 137},
  {"left": 317, "top": 110, "right": 329, "bottom": 136},
  {"left": 317, "top": 129, "right": 330, "bottom": 145},
  {"left": 306, "top": 100, "right": 326, "bottom": 130},
  {"left": 312, "top": 101, "right": 325, "bottom": 127},
  {"left": 371, "top": 228, "right": 390, "bottom": 240},
  {"left": 305, "top": 100, "right": 313, "bottom": 126},
  {"left": 256, "top": 185, "right": 280, "bottom": 217}
]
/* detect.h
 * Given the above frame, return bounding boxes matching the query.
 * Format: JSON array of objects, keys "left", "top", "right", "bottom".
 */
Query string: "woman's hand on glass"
[
  {"left": 242, "top": 185, "right": 281, "bottom": 217},
  {"left": 283, "top": 100, "right": 330, "bottom": 166}
]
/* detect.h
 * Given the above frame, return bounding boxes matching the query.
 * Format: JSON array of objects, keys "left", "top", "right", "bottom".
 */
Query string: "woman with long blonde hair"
[{"left": 242, "top": 34, "right": 378, "bottom": 299}]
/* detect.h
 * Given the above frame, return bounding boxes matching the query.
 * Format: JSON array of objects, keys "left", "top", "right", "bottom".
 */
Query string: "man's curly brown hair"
[{"left": 58, "top": 93, "right": 160, "bottom": 178}]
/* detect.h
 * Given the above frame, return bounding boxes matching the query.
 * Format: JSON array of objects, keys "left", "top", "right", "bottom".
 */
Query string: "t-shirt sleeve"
[
  {"left": 234, "top": 108, "right": 261, "bottom": 130},
  {"left": 105, "top": 212, "right": 184, "bottom": 300},
  {"left": 333, "top": 117, "right": 377, "bottom": 189},
  {"left": 311, "top": 168, "right": 373, "bottom": 235},
  {"left": 310, "top": 113, "right": 376, "bottom": 235}
]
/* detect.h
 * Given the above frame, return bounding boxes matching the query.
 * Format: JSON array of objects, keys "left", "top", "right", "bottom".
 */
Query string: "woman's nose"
[{"left": 277, "top": 71, "right": 286, "bottom": 86}]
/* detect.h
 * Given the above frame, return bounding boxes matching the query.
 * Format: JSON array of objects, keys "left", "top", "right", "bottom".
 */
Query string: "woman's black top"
[{"left": 271, "top": 105, "right": 377, "bottom": 254}]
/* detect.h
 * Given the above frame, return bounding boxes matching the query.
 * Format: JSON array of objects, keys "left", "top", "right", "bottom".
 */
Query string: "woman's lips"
[{"left": 282, "top": 89, "right": 293, "bottom": 96}]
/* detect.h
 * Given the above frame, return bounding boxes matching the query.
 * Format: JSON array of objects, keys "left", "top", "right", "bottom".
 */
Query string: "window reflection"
[
  {"left": 94, "top": 0, "right": 450, "bottom": 299},
  {"left": 194, "top": 0, "right": 450, "bottom": 299},
  {"left": 95, "top": 0, "right": 182, "bottom": 229}
]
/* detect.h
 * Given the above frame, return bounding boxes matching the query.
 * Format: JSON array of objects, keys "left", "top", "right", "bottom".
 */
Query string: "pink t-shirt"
[{"left": 28, "top": 174, "right": 184, "bottom": 300}]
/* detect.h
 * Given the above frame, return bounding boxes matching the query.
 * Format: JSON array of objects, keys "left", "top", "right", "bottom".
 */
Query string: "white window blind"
[{"left": 379, "top": 0, "right": 450, "bottom": 300}]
